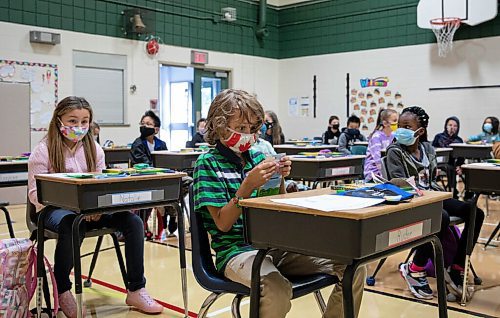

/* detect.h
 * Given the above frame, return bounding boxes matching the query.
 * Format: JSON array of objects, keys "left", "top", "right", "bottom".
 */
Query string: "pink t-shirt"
[{"left": 28, "top": 139, "right": 105, "bottom": 211}]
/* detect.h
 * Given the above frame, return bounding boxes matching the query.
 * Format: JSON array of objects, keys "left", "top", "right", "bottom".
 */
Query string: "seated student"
[
  {"left": 90, "top": 121, "right": 100, "bottom": 144},
  {"left": 193, "top": 89, "right": 365, "bottom": 318},
  {"left": 253, "top": 124, "right": 277, "bottom": 155},
  {"left": 263, "top": 110, "right": 285, "bottom": 145},
  {"left": 432, "top": 116, "right": 465, "bottom": 198},
  {"left": 322, "top": 115, "right": 341, "bottom": 145},
  {"left": 467, "top": 116, "right": 500, "bottom": 143},
  {"left": 364, "top": 109, "right": 398, "bottom": 182},
  {"left": 386, "top": 106, "right": 484, "bottom": 301},
  {"left": 186, "top": 118, "right": 207, "bottom": 148},
  {"left": 28, "top": 97, "right": 163, "bottom": 317},
  {"left": 130, "top": 110, "right": 177, "bottom": 236},
  {"left": 338, "top": 115, "right": 367, "bottom": 155}
]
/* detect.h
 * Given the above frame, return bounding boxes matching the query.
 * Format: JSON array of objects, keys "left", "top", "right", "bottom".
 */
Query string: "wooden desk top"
[
  {"left": 289, "top": 155, "right": 365, "bottom": 162},
  {"left": 462, "top": 162, "right": 500, "bottom": 171},
  {"left": 35, "top": 171, "right": 186, "bottom": 185},
  {"left": 102, "top": 147, "right": 131, "bottom": 151},
  {"left": 239, "top": 188, "right": 451, "bottom": 220},
  {"left": 152, "top": 150, "right": 206, "bottom": 156},
  {"left": 449, "top": 143, "right": 492, "bottom": 148}
]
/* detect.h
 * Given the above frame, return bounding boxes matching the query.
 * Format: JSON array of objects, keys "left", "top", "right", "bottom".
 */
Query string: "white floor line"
[{"left": 206, "top": 299, "right": 250, "bottom": 317}]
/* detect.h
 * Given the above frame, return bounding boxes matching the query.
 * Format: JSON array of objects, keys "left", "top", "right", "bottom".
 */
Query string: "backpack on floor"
[
  {"left": 424, "top": 225, "right": 461, "bottom": 277},
  {"left": 0, "top": 238, "right": 59, "bottom": 318}
]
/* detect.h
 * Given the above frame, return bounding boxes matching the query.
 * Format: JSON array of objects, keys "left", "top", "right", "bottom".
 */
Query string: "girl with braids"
[
  {"left": 28, "top": 97, "right": 163, "bottom": 317},
  {"left": 263, "top": 110, "right": 285, "bottom": 145},
  {"left": 386, "top": 106, "right": 484, "bottom": 301},
  {"left": 363, "top": 109, "right": 398, "bottom": 182}
]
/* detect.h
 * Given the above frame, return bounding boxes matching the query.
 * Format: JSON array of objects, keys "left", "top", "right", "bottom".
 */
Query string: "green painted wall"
[
  {"left": 2, "top": 0, "right": 500, "bottom": 59},
  {"left": 0, "top": 0, "right": 280, "bottom": 58}
]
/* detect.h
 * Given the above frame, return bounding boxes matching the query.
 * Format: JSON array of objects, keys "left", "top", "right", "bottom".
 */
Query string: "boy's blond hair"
[{"left": 205, "top": 89, "right": 265, "bottom": 144}]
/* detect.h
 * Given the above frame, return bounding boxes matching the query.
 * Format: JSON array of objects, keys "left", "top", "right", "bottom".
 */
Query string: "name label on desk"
[
  {"left": 111, "top": 191, "right": 153, "bottom": 205},
  {"left": 0, "top": 172, "right": 28, "bottom": 183},
  {"left": 326, "top": 167, "right": 353, "bottom": 177},
  {"left": 388, "top": 221, "right": 424, "bottom": 247}
]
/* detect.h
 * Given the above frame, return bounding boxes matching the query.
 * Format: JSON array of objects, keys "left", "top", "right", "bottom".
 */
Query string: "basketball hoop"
[{"left": 430, "top": 17, "right": 461, "bottom": 57}]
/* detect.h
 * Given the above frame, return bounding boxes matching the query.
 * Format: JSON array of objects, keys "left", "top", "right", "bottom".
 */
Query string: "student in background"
[
  {"left": 253, "top": 124, "right": 277, "bottom": 155},
  {"left": 386, "top": 106, "right": 484, "bottom": 301},
  {"left": 186, "top": 118, "right": 207, "bottom": 148},
  {"left": 338, "top": 115, "right": 367, "bottom": 155},
  {"left": 322, "top": 115, "right": 341, "bottom": 145},
  {"left": 263, "top": 110, "right": 285, "bottom": 145},
  {"left": 28, "top": 97, "right": 163, "bottom": 317},
  {"left": 364, "top": 109, "right": 398, "bottom": 182},
  {"left": 193, "top": 89, "right": 365, "bottom": 318},
  {"left": 432, "top": 117, "right": 465, "bottom": 198},
  {"left": 130, "top": 110, "right": 177, "bottom": 236},
  {"left": 90, "top": 121, "right": 100, "bottom": 144},
  {"left": 467, "top": 116, "right": 500, "bottom": 143}
]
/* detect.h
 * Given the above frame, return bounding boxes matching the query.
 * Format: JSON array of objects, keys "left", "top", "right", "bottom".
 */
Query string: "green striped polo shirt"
[{"left": 193, "top": 146, "right": 266, "bottom": 272}]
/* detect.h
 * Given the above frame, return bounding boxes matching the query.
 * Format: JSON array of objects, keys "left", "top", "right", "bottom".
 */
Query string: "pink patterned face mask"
[
  {"left": 59, "top": 119, "right": 88, "bottom": 143},
  {"left": 224, "top": 128, "right": 257, "bottom": 153}
]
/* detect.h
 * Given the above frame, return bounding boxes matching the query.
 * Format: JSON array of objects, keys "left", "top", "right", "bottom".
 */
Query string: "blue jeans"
[{"left": 44, "top": 208, "right": 146, "bottom": 293}]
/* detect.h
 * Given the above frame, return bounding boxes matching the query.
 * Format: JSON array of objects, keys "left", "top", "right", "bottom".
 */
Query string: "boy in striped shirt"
[{"left": 193, "top": 89, "right": 366, "bottom": 318}]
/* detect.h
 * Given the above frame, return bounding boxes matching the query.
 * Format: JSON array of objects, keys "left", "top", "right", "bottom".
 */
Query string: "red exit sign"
[{"left": 191, "top": 50, "right": 208, "bottom": 65}]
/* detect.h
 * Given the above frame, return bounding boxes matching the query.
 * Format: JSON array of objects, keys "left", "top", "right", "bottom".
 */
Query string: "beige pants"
[{"left": 224, "top": 249, "right": 366, "bottom": 318}]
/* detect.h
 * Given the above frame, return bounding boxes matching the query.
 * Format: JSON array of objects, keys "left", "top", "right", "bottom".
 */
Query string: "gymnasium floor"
[{"left": 1, "top": 194, "right": 498, "bottom": 318}]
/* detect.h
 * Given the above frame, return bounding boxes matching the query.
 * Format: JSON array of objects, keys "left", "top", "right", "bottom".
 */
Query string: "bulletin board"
[
  {"left": 0, "top": 59, "right": 58, "bottom": 131},
  {"left": 349, "top": 76, "right": 405, "bottom": 134}
]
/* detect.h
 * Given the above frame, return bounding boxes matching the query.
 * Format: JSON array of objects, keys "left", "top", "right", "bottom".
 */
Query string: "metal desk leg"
[
  {"left": 36, "top": 209, "right": 48, "bottom": 318},
  {"left": 484, "top": 222, "right": 500, "bottom": 249},
  {"left": 342, "top": 262, "right": 359, "bottom": 318},
  {"left": 461, "top": 193, "right": 478, "bottom": 306},
  {"left": 174, "top": 202, "right": 189, "bottom": 318},
  {"left": 72, "top": 215, "right": 85, "bottom": 318},
  {"left": 249, "top": 249, "right": 268, "bottom": 318},
  {"left": 431, "top": 236, "right": 448, "bottom": 318}
]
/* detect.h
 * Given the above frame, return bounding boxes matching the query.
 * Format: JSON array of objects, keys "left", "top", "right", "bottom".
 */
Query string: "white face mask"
[{"left": 224, "top": 128, "right": 257, "bottom": 153}]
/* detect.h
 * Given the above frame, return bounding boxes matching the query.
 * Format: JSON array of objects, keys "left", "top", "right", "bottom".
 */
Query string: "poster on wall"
[
  {"left": 288, "top": 96, "right": 311, "bottom": 117},
  {"left": 0, "top": 59, "right": 58, "bottom": 131},
  {"left": 349, "top": 76, "right": 404, "bottom": 133}
]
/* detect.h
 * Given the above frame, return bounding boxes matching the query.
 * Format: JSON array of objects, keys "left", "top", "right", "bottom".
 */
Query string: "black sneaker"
[{"left": 399, "top": 262, "right": 434, "bottom": 300}]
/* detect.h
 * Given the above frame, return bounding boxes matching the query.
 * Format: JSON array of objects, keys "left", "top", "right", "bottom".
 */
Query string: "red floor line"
[{"left": 80, "top": 274, "right": 198, "bottom": 317}]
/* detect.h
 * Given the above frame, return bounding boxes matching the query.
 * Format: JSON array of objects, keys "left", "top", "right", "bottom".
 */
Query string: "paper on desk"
[{"left": 271, "top": 194, "right": 384, "bottom": 212}]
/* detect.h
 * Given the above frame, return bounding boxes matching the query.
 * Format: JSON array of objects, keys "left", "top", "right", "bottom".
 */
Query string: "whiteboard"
[
  {"left": 74, "top": 66, "right": 124, "bottom": 124},
  {"left": 0, "top": 82, "right": 30, "bottom": 154}
]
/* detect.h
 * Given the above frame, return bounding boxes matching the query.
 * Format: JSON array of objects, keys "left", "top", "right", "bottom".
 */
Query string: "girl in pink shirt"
[{"left": 28, "top": 97, "right": 163, "bottom": 317}]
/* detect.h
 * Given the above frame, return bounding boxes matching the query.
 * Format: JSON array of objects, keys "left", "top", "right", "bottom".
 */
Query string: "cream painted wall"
[
  {"left": 279, "top": 36, "right": 500, "bottom": 140},
  {"left": 0, "top": 21, "right": 279, "bottom": 149}
]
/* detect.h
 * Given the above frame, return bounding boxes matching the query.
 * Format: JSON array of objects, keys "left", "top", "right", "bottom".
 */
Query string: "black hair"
[
  {"left": 401, "top": 106, "right": 429, "bottom": 142},
  {"left": 484, "top": 116, "right": 499, "bottom": 134},
  {"left": 197, "top": 117, "right": 206, "bottom": 128},
  {"left": 328, "top": 115, "right": 339, "bottom": 124},
  {"left": 142, "top": 110, "right": 161, "bottom": 127},
  {"left": 347, "top": 115, "right": 360, "bottom": 125}
]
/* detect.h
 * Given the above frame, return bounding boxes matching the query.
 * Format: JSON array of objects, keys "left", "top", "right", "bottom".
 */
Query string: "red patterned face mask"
[{"left": 224, "top": 128, "right": 257, "bottom": 153}]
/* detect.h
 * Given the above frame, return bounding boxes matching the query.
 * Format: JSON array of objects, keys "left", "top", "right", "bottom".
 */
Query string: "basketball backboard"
[{"left": 417, "top": 0, "right": 498, "bottom": 29}]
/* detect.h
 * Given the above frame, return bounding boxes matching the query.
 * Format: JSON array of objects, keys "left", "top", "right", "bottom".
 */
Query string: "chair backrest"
[
  {"left": 25, "top": 196, "right": 38, "bottom": 234},
  {"left": 350, "top": 145, "right": 367, "bottom": 155},
  {"left": 381, "top": 156, "right": 389, "bottom": 180},
  {"left": 188, "top": 185, "right": 249, "bottom": 294}
]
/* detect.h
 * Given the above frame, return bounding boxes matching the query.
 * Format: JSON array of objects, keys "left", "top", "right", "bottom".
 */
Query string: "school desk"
[
  {"left": 273, "top": 144, "right": 339, "bottom": 155},
  {"left": 103, "top": 147, "right": 131, "bottom": 166},
  {"left": 34, "top": 172, "right": 188, "bottom": 318},
  {"left": 449, "top": 143, "right": 493, "bottom": 161},
  {"left": 288, "top": 155, "right": 365, "bottom": 187},
  {"left": 240, "top": 189, "right": 451, "bottom": 318},
  {"left": 462, "top": 162, "right": 500, "bottom": 304},
  {"left": 0, "top": 160, "right": 28, "bottom": 188},
  {"left": 152, "top": 150, "right": 205, "bottom": 171}
]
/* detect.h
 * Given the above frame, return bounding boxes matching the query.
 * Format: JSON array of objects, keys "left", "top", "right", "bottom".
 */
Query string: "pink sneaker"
[
  {"left": 126, "top": 288, "right": 163, "bottom": 314},
  {"left": 59, "top": 290, "right": 86, "bottom": 318}
]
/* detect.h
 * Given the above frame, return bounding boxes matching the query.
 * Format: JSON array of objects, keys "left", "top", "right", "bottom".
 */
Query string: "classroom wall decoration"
[
  {"left": 0, "top": 59, "right": 58, "bottom": 131},
  {"left": 350, "top": 76, "right": 404, "bottom": 133}
]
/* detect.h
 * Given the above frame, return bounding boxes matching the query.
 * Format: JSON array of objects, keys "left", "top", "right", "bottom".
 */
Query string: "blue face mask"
[
  {"left": 260, "top": 124, "right": 267, "bottom": 135},
  {"left": 483, "top": 123, "right": 493, "bottom": 133},
  {"left": 394, "top": 128, "right": 418, "bottom": 146}
]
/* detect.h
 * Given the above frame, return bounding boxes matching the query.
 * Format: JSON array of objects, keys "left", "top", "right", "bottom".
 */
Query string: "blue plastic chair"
[{"left": 189, "top": 185, "right": 339, "bottom": 318}]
